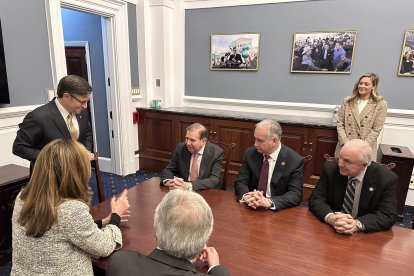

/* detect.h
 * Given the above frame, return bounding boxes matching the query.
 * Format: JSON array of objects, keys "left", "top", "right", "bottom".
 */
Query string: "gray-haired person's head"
[
  {"left": 154, "top": 189, "right": 214, "bottom": 260},
  {"left": 256, "top": 119, "right": 282, "bottom": 140},
  {"left": 343, "top": 139, "right": 372, "bottom": 164}
]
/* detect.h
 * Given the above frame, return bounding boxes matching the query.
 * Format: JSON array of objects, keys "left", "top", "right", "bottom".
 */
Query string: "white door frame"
[
  {"left": 63, "top": 41, "right": 98, "bottom": 154},
  {"left": 45, "top": 0, "right": 136, "bottom": 176}
]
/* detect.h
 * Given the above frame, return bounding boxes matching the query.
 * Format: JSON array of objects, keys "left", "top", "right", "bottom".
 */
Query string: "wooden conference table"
[{"left": 90, "top": 177, "right": 414, "bottom": 275}]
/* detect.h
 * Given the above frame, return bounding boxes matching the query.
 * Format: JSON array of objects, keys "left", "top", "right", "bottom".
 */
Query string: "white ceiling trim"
[{"left": 184, "top": 0, "right": 317, "bottom": 9}]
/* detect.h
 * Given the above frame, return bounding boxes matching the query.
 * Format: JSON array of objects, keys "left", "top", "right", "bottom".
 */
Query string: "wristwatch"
[
  {"left": 355, "top": 219, "right": 365, "bottom": 231},
  {"left": 268, "top": 198, "right": 275, "bottom": 210}
]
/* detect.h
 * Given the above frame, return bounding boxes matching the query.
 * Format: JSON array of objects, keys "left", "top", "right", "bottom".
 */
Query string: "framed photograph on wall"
[
  {"left": 210, "top": 33, "right": 260, "bottom": 71},
  {"left": 398, "top": 29, "right": 414, "bottom": 76},
  {"left": 290, "top": 31, "right": 357, "bottom": 74}
]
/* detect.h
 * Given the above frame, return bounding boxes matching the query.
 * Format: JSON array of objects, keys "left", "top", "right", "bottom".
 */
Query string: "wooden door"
[
  {"left": 64, "top": 46, "right": 93, "bottom": 136},
  {"left": 211, "top": 119, "right": 256, "bottom": 187},
  {"left": 138, "top": 110, "right": 175, "bottom": 172},
  {"left": 175, "top": 115, "right": 211, "bottom": 145},
  {"left": 65, "top": 47, "right": 88, "bottom": 80},
  {"left": 280, "top": 124, "right": 308, "bottom": 156}
]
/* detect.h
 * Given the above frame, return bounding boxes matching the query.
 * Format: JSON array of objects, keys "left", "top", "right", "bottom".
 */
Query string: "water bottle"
[{"left": 332, "top": 105, "right": 339, "bottom": 124}]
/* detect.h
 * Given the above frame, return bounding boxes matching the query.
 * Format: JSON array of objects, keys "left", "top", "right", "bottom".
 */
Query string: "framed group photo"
[
  {"left": 398, "top": 29, "right": 414, "bottom": 76},
  {"left": 290, "top": 31, "right": 357, "bottom": 74},
  {"left": 210, "top": 33, "right": 260, "bottom": 71}
]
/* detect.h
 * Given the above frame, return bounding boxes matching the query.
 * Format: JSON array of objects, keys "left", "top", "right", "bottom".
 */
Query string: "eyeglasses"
[{"left": 69, "top": 94, "right": 90, "bottom": 105}]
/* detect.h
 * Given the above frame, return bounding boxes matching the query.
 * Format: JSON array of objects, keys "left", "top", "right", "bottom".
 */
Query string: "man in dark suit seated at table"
[
  {"left": 309, "top": 139, "right": 398, "bottom": 234},
  {"left": 107, "top": 189, "right": 230, "bottom": 276},
  {"left": 160, "top": 123, "right": 224, "bottom": 191},
  {"left": 13, "top": 75, "right": 94, "bottom": 172},
  {"left": 235, "top": 119, "right": 304, "bottom": 211}
]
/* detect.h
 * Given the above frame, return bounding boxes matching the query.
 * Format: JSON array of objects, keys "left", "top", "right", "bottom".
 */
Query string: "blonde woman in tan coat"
[{"left": 334, "top": 73, "right": 387, "bottom": 161}]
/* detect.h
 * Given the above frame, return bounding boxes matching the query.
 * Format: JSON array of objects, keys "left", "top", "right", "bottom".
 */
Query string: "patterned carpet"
[
  {"left": 88, "top": 169, "right": 158, "bottom": 206},
  {"left": 1, "top": 170, "right": 413, "bottom": 275}
]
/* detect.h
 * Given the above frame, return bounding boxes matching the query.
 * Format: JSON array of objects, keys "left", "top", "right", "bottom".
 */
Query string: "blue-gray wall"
[
  {"left": 128, "top": 3, "right": 139, "bottom": 87},
  {"left": 0, "top": 0, "right": 53, "bottom": 107},
  {"left": 61, "top": 8, "right": 111, "bottom": 158},
  {"left": 186, "top": 0, "right": 414, "bottom": 109}
]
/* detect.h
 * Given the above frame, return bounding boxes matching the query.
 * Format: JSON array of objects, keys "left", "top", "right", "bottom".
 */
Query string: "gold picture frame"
[
  {"left": 290, "top": 31, "right": 357, "bottom": 74},
  {"left": 397, "top": 29, "right": 414, "bottom": 76},
  {"left": 210, "top": 33, "right": 260, "bottom": 71}
]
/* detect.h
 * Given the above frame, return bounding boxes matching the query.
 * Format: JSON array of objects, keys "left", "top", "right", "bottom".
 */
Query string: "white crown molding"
[
  {"left": 0, "top": 105, "right": 40, "bottom": 120},
  {"left": 150, "top": 0, "right": 174, "bottom": 8},
  {"left": 183, "top": 96, "right": 414, "bottom": 120},
  {"left": 184, "top": 0, "right": 316, "bottom": 9},
  {"left": 184, "top": 95, "right": 335, "bottom": 113}
]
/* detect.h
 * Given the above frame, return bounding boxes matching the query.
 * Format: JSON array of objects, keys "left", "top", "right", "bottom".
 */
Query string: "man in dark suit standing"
[
  {"left": 107, "top": 189, "right": 230, "bottom": 276},
  {"left": 319, "top": 43, "right": 333, "bottom": 70},
  {"left": 309, "top": 139, "right": 397, "bottom": 233},
  {"left": 13, "top": 75, "right": 94, "bottom": 171},
  {"left": 235, "top": 119, "right": 304, "bottom": 211},
  {"left": 161, "top": 123, "right": 224, "bottom": 190}
]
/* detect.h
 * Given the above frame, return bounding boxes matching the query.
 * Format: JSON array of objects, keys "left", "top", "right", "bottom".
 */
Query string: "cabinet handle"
[
  {"left": 303, "top": 142, "right": 307, "bottom": 151},
  {"left": 309, "top": 142, "right": 313, "bottom": 152}
]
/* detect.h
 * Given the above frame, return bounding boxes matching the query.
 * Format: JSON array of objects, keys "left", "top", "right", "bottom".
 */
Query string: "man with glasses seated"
[
  {"left": 309, "top": 139, "right": 398, "bottom": 234},
  {"left": 160, "top": 123, "right": 224, "bottom": 191},
  {"left": 13, "top": 75, "right": 94, "bottom": 173}
]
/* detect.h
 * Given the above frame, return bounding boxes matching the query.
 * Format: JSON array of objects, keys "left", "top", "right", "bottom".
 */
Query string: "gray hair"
[
  {"left": 154, "top": 189, "right": 213, "bottom": 260},
  {"left": 186, "top": 123, "right": 208, "bottom": 139},
  {"left": 343, "top": 139, "right": 372, "bottom": 164},
  {"left": 256, "top": 119, "right": 282, "bottom": 140}
]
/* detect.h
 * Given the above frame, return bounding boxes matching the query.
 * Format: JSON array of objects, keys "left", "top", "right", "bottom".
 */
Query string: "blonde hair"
[
  {"left": 18, "top": 139, "right": 91, "bottom": 238},
  {"left": 347, "top": 73, "right": 383, "bottom": 104}
]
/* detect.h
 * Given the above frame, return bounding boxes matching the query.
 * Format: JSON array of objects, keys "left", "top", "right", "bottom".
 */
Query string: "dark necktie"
[
  {"left": 257, "top": 155, "right": 270, "bottom": 195},
  {"left": 342, "top": 177, "right": 357, "bottom": 215}
]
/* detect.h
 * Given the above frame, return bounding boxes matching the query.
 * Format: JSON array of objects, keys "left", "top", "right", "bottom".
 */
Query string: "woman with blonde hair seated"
[{"left": 11, "top": 139, "right": 130, "bottom": 275}]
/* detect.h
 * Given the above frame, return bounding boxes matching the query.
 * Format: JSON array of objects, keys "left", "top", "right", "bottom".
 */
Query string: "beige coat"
[
  {"left": 335, "top": 96, "right": 387, "bottom": 161},
  {"left": 12, "top": 193, "right": 122, "bottom": 276}
]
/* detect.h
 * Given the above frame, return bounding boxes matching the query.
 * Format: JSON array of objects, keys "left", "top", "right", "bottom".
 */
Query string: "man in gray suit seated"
[
  {"left": 160, "top": 123, "right": 224, "bottom": 190},
  {"left": 107, "top": 189, "right": 230, "bottom": 276}
]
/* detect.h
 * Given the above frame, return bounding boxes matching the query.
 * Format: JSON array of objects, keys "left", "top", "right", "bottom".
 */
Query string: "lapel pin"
[
  {"left": 369, "top": 187, "right": 374, "bottom": 192},
  {"left": 281, "top": 162, "right": 285, "bottom": 166}
]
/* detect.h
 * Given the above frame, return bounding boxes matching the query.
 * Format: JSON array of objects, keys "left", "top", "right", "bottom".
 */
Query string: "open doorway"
[
  {"left": 61, "top": 8, "right": 115, "bottom": 173},
  {"left": 46, "top": 0, "right": 135, "bottom": 176}
]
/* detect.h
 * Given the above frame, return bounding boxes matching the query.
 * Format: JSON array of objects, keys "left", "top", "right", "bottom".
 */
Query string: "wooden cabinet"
[
  {"left": 137, "top": 109, "right": 337, "bottom": 188},
  {"left": 281, "top": 125, "right": 338, "bottom": 186},
  {"left": 0, "top": 164, "right": 30, "bottom": 266}
]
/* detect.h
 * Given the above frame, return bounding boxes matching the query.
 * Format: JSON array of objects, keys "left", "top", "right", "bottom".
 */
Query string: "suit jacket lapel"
[
  {"left": 350, "top": 103, "right": 361, "bottom": 128},
  {"left": 199, "top": 142, "right": 212, "bottom": 178},
  {"left": 270, "top": 145, "right": 286, "bottom": 186},
  {"left": 333, "top": 170, "right": 348, "bottom": 207},
  {"left": 358, "top": 99, "right": 375, "bottom": 121},
  {"left": 359, "top": 166, "right": 376, "bottom": 211},
  {"left": 49, "top": 100, "right": 71, "bottom": 139},
  {"left": 148, "top": 249, "right": 197, "bottom": 273},
  {"left": 182, "top": 147, "right": 192, "bottom": 180},
  {"left": 76, "top": 113, "right": 84, "bottom": 139}
]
